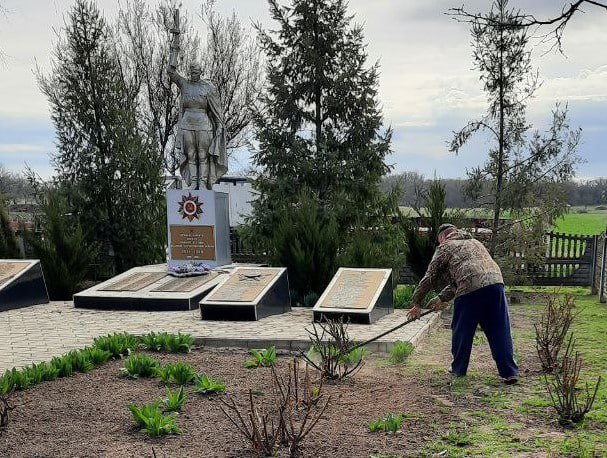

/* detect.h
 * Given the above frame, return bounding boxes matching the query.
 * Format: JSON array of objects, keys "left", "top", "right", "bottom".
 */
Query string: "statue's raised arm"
[{"left": 167, "top": 8, "right": 227, "bottom": 190}]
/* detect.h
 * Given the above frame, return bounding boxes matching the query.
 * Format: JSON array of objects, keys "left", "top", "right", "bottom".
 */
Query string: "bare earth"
[{"left": 0, "top": 304, "right": 551, "bottom": 458}]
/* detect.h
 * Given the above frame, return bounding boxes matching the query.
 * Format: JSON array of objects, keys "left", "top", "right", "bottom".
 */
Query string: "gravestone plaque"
[
  {"left": 0, "top": 262, "right": 30, "bottom": 287},
  {"left": 0, "top": 260, "right": 49, "bottom": 311},
  {"left": 313, "top": 268, "right": 393, "bottom": 324},
  {"left": 205, "top": 268, "right": 279, "bottom": 303},
  {"left": 74, "top": 265, "right": 226, "bottom": 311},
  {"left": 99, "top": 272, "right": 167, "bottom": 292},
  {"left": 319, "top": 270, "right": 387, "bottom": 310},
  {"left": 200, "top": 267, "right": 291, "bottom": 321},
  {"left": 151, "top": 272, "right": 220, "bottom": 292}
]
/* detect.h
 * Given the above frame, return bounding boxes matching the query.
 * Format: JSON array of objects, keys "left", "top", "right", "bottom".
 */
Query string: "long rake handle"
[{"left": 348, "top": 309, "right": 435, "bottom": 353}]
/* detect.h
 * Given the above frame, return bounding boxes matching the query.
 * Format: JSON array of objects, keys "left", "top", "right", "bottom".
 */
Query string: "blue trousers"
[{"left": 451, "top": 283, "right": 518, "bottom": 378}]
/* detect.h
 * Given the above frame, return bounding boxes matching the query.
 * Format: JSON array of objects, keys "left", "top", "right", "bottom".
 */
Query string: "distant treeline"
[{"left": 382, "top": 172, "right": 607, "bottom": 208}]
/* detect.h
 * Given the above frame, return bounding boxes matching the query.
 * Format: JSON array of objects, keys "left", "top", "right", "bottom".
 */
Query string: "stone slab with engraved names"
[
  {"left": 74, "top": 265, "right": 228, "bottom": 311},
  {"left": 0, "top": 260, "right": 49, "bottom": 312},
  {"left": 200, "top": 267, "right": 291, "bottom": 321},
  {"left": 312, "top": 268, "right": 393, "bottom": 324}
]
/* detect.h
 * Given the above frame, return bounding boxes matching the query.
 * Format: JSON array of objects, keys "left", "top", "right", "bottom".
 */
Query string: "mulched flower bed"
[{"left": 0, "top": 347, "right": 453, "bottom": 458}]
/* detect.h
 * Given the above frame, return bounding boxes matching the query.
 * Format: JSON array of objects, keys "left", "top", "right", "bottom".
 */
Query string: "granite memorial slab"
[
  {"left": 312, "top": 268, "right": 393, "bottom": 324},
  {"left": 200, "top": 267, "right": 291, "bottom": 321},
  {"left": 0, "top": 260, "right": 49, "bottom": 311},
  {"left": 74, "top": 265, "right": 227, "bottom": 311}
]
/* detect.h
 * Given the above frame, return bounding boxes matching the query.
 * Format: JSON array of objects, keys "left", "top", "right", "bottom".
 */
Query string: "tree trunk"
[{"left": 491, "top": 21, "right": 505, "bottom": 257}]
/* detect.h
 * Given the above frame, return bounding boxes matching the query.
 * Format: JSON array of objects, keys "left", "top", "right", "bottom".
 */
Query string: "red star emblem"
[{"left": 178, "top": 193, "right": 203, "bottom": 221}]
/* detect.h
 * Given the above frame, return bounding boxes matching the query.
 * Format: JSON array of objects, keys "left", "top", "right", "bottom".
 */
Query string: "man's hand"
[
  {"left": 427, "top": 296, "right": 446, "bottom": 311},
  {"left": 407, "top": 304, "right": 422, "bottom": 320}
]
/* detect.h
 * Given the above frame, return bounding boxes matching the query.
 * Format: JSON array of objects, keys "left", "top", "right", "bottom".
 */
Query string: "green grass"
[
  {"left": 553, "top": 208, "right": 607, "bottom": 235},
  {"left": 421, "top": 293, "right": 607, "bottom": 456}
]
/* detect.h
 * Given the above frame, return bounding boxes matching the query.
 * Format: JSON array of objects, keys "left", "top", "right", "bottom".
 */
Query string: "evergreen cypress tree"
[
  {"left": 250, "top": 0, "right": 394, "bottom": 246},
  {"left": 0, "top": 203, "right": 20, "bottom": 259},
  {"left": 37, "top": 0, "right": 166, "bottom": 274}
]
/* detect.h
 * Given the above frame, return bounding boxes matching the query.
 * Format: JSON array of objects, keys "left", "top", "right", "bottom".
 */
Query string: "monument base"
[
  {"left": 166, "top": 189, "right": 231, "bottom": 269},
  {"left": 73, "top": 264, "right": 227, "bottom": 311},
  {"left": 200, "top": 267, "right": 291, "bottom": 321},
  {"left": 312, "top": 268, "right": 394, "bottom": 324},
  {"left": 0, "top": 260, "right": 49, "bottom": 311}
]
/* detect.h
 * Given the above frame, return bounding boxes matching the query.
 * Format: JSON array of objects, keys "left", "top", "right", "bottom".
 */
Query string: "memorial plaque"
[
  {"left": 319, "top": 270, "right": 386, "bottom": 309},
  {"left": 170, "top": 225, "right": 216, "bottom": 261},
  {"left": 151, "top": 272, "right": 220, "bottom": 292},
  {"left": 99, "top": 272, "right": 167, "bottom": 292},
  {"left": 0, "top": 262, "right": 30, "bottom": 287},
  {"left": 206, "top": 268, "right": 281, "bottom": 302}
]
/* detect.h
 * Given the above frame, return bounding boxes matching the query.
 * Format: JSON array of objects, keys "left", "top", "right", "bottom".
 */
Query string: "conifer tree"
[
  {"left": 37, "top": 0, "right": 166, "bottom": 274},
  {"left": 250, "top": 0, "right": 394, "bottom": 246}
]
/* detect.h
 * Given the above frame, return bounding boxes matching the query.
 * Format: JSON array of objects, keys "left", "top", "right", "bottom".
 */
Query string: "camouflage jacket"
[{"left": 411, "top": 230, "right": 504, "bottom": 304}]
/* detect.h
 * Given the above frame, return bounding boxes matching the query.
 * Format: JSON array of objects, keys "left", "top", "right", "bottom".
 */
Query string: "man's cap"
[{"left": 437, "top": 223, "right": 456, "bottom": 236}]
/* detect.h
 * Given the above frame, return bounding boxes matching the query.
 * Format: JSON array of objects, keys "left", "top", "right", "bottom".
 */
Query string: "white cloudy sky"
[{"left": 0, "top": 0, "right": 606, "bottom": 179}]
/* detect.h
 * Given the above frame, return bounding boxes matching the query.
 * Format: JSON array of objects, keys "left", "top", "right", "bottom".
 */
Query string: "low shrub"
[
  {"left": 244, "top": 347, "right": 277, "bottom": 368},
  {"left": 389, "top": 341, "right": 413, "bottom": 365},
  {"left": 66, "top": 350, "right": 94, "bottom": 373},
  {"left": 121, "top": 354, "right": 160, "bottom": 379},
  {"left": 129, "top": 403, "right": 181, "bottom": 436},
  {"left": 165, "top": 362, "right": 198, "bottom": 385},
  {"left": 168, "top": 333, "right": 195, "bottom": 353},
  {"left": 194, "top": 374, "right": 226, "bottom": 395},
  {"left": 369, "top": 412, "right": 404, "bottom": 433},
  {"left": 93, "top": 332, "right": 138, "bottom": 358},
  {"left": 140, "top": 332, "right": 195, "bottom": 353},
  {"left": 50, "top": 355, "right": 74, "bottom": 378},
  {"left": 393, "top": 285, "right": 435, "bottom": 309},
  {"left": 81, "top": 347, "right": 112, "bottom": 367}
]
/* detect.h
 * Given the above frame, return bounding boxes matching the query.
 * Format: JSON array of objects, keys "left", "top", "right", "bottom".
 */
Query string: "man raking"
[{"left": 407, "top": 224, "right": 519, "bottom": 384}]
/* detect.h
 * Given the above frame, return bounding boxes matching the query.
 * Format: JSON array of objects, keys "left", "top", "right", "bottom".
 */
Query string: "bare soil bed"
[
  {"left": 0, "top": 301, "right": 577, "bottom": 457},
  {"left": 0, "top": 346, "right": 456, "bottom": 458}
]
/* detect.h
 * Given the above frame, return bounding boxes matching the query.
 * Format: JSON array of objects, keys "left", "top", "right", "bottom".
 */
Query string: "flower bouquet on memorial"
[{"left": 168, "top": 262, "right": 212, "bottom": 277}]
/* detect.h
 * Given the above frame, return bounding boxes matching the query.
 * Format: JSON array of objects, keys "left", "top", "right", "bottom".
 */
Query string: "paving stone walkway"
[{"left": 0, "top": 302, "right": 439, "bottom": 373}]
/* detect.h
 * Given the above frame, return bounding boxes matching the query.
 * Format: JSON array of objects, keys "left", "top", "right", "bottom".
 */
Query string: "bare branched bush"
[
  {"left": 534, "top": 294, "right": 576, "bottom": 372},
  {"left": 545, "top": 335, "right": 601, "bottom": 426},
  {"left": 302, "top": 316, "right": 364, "bottom": 381},
  {"left": 220, "top": 359, "right": 329, "bottom": 458}
]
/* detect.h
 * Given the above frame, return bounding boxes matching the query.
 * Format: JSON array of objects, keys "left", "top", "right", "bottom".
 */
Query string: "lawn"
[
  {"left": 1, "top": 292, "right": 606, "bottom": 457},
  {"left": 553, "top": 208, "right": 607, "bottom": 235}
]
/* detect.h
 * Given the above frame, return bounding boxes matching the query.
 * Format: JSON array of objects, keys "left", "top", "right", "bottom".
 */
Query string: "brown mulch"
[{"left": 0, "top": 306, "right": 543, "bottom": 458}]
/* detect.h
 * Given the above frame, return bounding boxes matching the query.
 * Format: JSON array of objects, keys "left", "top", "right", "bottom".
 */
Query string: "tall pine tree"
[
  {"left": 250, "top": 0, "right": 394, "bottom": 245},
  {"left": 38, "top": 0, "right": 166, "bottom": 275}
]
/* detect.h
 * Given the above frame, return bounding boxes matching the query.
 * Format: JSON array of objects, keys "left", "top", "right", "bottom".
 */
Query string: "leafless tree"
[{"left": 449, "top": 1, "right": 607, "bottom": 53}]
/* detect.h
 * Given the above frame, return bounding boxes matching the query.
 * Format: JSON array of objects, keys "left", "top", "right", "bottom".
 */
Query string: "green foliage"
[
  {"left": 129, "top": 403, "right": 181, "bottom": 436},
  {"left": 404, "top": 180, "right": 447, "bottom": 280},
  {"left": 140, "top": 332, "right": 195, "bottom": 353},
  {"left": 389, "top": 341, "right": 414, "bottom": 365},
  {"left": 369, "top": 412, "right": 404, "bottom": 433},
  {"left": 121, "top": 354, "right": 160, "bottom": 379},
  {"left": 244, "top": 347, "right": 277, "bottom": 368},
  {"left": 24, "top": 188, "right": 96, "bottom": 300},
  {"left": 66, "top": 350, "right": 94, "bottom": 373},
  {"left": 162, "top": 386, "right": 187, "bottom": 412},
  {"left": 269, "top": 190, "right": 339, "bottom": 301},
  {"left": 340, "top": 347, "right": 369, "bottom": 367},
  {"left": 93, "top": 332, "right": 138, "bottom": 358},
  {"left": 164, "top": 362, "right": 198, "bottom": 385},
  {"left": 248, "top": 0, "right": 398, "bottom": 293},
  {"left": 50, "top": 355, "right": 74, "bottom": 378},
  {"left": 0, "top": 202, "right": 20, "bottom": 258},
  {"left": 443, "top": 430, "right": 473, "bottom": 446},
  {"left": 37, "top": 0, "right": 166, "bottom": 276},
  {"left": 81, "top": 347, "right": 112, "bottom": 367},
  {"left": 194, "top": 374, "right": 226, "bottom": 395},
  {"left": 154, "top": 363, "right": 174, "bottom": 384},
  {"left": 393, "top": 285, "right": 434, "bottom": 309}
]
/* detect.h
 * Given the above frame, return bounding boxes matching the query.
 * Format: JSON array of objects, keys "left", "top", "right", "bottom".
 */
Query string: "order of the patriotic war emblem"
[{"left": 178, "top": 193, "right": 203, "bottom": 221}]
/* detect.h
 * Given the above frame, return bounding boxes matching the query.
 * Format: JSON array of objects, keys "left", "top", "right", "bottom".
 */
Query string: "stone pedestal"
[
  {"left": 166, "top": 189, "right": 231, "bottom": 269},
  {"left": 0, "top": 260, "right": 49, "bottom": 311},
  {"left": 312, "top": 268, "right": 393, "bottom": 324}
]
